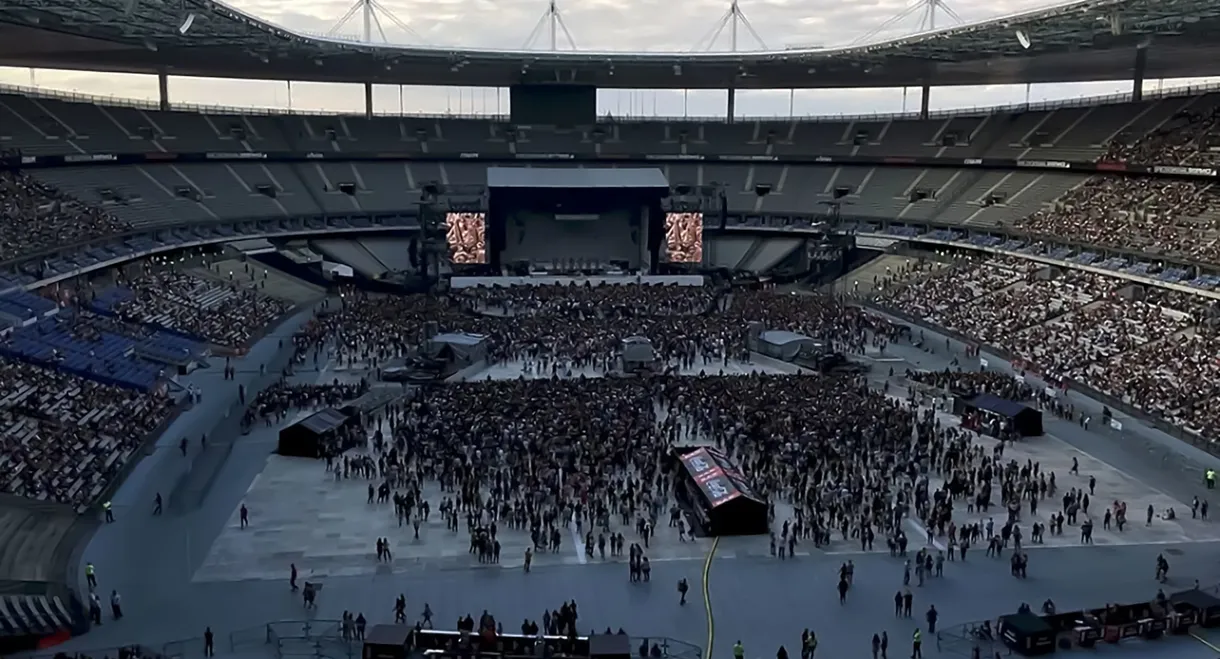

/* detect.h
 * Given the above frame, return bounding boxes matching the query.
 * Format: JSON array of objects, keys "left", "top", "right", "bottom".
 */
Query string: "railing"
[
  {"left": 2, "top": 79, "right": 1219, "bottom": 122},
  {"left": 632, "top": 636, "right": 702, "bottom": 659},
  {"left": 25, "top": 620, "right": 350, "bottom": 659},
  {"left": 26, "top": 624, "right": 696, "bottom": 659}
]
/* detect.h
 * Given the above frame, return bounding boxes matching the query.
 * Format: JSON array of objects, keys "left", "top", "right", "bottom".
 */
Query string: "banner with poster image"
[
  {"left": 664, "top": 212, "right": 703, "bottom": 263},
  {"left": 445, "top": 212, "right": 486, "bottom": 264}
]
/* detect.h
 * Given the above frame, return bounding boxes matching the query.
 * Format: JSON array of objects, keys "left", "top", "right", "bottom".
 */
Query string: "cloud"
[{"left": 0, "top": 0, "right": 1216, "bottom": 117}]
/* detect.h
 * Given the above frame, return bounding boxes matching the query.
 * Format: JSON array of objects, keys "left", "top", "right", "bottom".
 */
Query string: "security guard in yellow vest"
[
  {"left": 85, "top": 562, "right": 97, "bottom": 589},
  {"left": 912, "top": 629, "right": 922, "bottom": 659},
  {"left": 1206, "top": 469, "right": 1215, "bottom": 490},
  {"left": 733, "top": 640, "right": 745, "bottom": 659},
  {"left": 102, "top": 500, "right": 114, "bottom": 523}
]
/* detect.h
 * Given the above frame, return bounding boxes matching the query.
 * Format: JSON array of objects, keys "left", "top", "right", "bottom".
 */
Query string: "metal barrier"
[
  {"left": 266, "top": 620, "right": 355, "bottom": 659},
  {"left": 631, "top": 636, "right": 702, "bottom": 659},
  {"left": 936, "top": 620, "right": 1012, "bottom": 658},
  {"left": 29, "top": 624, "right": 688, "bottom": 659}
]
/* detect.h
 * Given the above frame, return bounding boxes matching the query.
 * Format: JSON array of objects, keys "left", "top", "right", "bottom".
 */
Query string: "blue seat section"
[
  {"left": 0, "top": 315, "right": 165, "bottom": 391},
  {"left": 135, "top": 330, "right": 205, "bottom": 365},
  {"left": 89, "top": 286, "right": 208, "bottom": 344},
  {"left": 90, "top": 287, "right": 136, "bottom": 312},
  {"left": 0, "top": 298, "right": 35, "bottom": 321},
  {"left": 0, "top": 290, "right": 58, "bottom": 317}
]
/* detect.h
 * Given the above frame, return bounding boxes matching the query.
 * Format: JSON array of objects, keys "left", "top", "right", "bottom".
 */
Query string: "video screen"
[
  {"left": 445, "top": 212, "right": 486, "bottom": 264},
  {"left": 664, "top": 212, "right": 703, "bottom": 263}
]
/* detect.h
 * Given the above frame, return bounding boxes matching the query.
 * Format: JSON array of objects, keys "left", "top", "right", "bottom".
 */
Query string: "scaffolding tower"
[
  {"left": 852, "top": 0, "right": 962, "bottom": 45},
  {"left": 691, "top": 0, "right": 769, "bottom": 52},
  {"left": 327, "top": 0, "right": 426, "bottom": 44},
  {"left": 522, "top": 0, "right": 578, "bottom": 50}
]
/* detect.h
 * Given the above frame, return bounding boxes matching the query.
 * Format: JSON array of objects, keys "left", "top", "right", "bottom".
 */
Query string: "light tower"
[
  {"left": 691, "top": 0, "right": 769, "bottom": 52},
  {"left": 690, "top": 1, "right": 768, "bottom": 124},
  {"left": 327, "top": 0, "right": 426, "bottom": 44},
  {"left": 851, "top": 0, "right": 964, "bottom": 121},
  {"left": 851, "top": 0, "right": 963, "bottom": 45},
  {"left": 522, "top": 0, "right": 578, "bottom": 50},
  {"left": 325, "top": 0, "right": 426, "bottom": 119}
]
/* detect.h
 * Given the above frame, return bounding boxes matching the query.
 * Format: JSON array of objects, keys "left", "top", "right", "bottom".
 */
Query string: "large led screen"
[
  {"left": 664, "top": 212, "right": 703, "bottom": 263},
  {"left": 445, "top": 212, "right": 486, "bottom": 264}
]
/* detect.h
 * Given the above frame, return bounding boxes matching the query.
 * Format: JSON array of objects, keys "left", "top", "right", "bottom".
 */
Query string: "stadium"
[{"left": 3, "top": 0, "right": 1220, "bottom": 657}]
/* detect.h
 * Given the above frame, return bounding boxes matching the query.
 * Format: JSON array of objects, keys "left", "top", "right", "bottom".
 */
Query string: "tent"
[
  {"left": 426, "top": 332, "right": 488, "bottom": 366},
  {"left": 756, "top": 330, "right": 822, "bottom": 361},
  {"left": 621, "top": 336, "right": 655, "bottom": 364},
  {"left": 278, "top": 408, "right": 349, "bottom": 457},
  {"left": 954, "top": 392, "right": 1044, "bottom": 437},
  {"left": 675, "top": 447, "right": 768, "bottom": 536}
]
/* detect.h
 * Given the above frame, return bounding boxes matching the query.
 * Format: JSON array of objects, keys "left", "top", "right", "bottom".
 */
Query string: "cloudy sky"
[{"left": 0, "top": 0, "right": 1214, "bottom": 117}]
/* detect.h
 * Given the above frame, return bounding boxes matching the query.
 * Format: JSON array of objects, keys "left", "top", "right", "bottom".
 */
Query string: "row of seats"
[
  {"left": 4, "top": 89, "right": 1207, "bottom": 158},
  {"left": 0, "top": 357, "right": 174, "bottom": 510},
  {"left": 0, "top": 88, "right": 1217, "bottom": 269},
  {"left": 866, "top": 226, "right": 1220, "bottom": 293},
  {"left": 93, "top": 267, "right": 293, "bottom": 349},
  {"left": 873, "top": 254, "right": 1220, "bottom": 440},
  {"left": 0, "top": 256, "right": 304, "bottom": 509}
]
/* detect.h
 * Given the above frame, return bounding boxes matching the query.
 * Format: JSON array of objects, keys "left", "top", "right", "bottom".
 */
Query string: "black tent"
[
  {"left": 955, "top": 392, "right": 1044, "bottom": 437},
  {"left": 278, "top": 408, "right": 349, "bottom": 457},
  {"left": 675, "top": 447, "right": 768, "bottom": 536}
]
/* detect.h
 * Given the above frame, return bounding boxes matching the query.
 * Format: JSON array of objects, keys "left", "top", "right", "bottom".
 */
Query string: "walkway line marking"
[
  {"left": 568, "top": 516, "right": 587, "bottom": 565},
  {"left": 1190, "top": 631, "right": 1220, "bottom": 653},
  {"left": 703, "top": 536, "right": 720, "bottom": 659}
]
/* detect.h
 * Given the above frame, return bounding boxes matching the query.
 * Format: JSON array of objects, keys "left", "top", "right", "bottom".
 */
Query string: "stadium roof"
[{"left": 1, "top": 0, "right": 1220, "bottom": 89}]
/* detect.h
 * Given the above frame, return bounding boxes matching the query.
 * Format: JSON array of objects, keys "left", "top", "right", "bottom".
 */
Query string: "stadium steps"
[
  {"left": 744, "top": 238, "right": 802, "bottom": 273},
  {"left": 734, "top": 238, "right": 766, "bottom": 271},
  {"left": 188, "top": 260, "right": 324, "bottom": 306},
  {"left": 352, "top": 240, "right": 391, "bottom": 275},
  {"left": 313, "top": 240, "right": 386, "bottom": 279},
  {"left": 0, "top": 501, "right": 75, "bottom": 583},
  {"left": 831, "top": 254, "right": 915, "bottom": 294}
]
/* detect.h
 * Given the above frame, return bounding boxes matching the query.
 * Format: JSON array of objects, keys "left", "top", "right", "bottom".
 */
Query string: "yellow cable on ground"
[{"left": 702, "top": 537, "right": 720, "bottom": 659}]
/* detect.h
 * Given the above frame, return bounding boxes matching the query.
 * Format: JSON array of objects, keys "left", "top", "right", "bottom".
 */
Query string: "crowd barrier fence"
[{"left": 27, "top": 622, "right": 699, "bottom": 659}]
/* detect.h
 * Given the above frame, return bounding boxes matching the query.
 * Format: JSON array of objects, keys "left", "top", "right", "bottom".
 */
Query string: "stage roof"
[
  {"left": 2, "top": 0, "right": 1220, "bottom": 89},
  {"left": 296, "top": 408, "right": 349, "bottom": 435},
  {"left": 487, "top": 167, "right": 669, "bottom": 190}
]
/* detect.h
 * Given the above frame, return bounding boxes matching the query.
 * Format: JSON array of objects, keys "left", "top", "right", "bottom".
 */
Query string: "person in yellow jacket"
[
  {"left": 912, "top": 628, "right": 922, "bottom": 659},
  {"left": 85, "top": 562, "right": 97, "bottom": 589},
  {"left": 733, "top": 640, "right": 745, "bottom": 659}
]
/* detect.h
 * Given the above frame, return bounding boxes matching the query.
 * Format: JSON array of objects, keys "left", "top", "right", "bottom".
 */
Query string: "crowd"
[
  {"left": 875, "top": 254, "right": 1220, "bottom": 438},
  {"left": 0, "top": 170, "right": 131, "bottom": 261},
  {"left": 1013, "top": 104, "right": 1220, "bottom": 263},
  {"left": 907, "top": 369, "right": 1034, "bottom": 401},
  {"left": 0, "top": 357, "right": 173, "bottom": 509},
  {"left": 110, "top": 269, "right": 292, "bottom": 349},
  {"left": 244, "top": 380, "right": 369, "bottom": 428},
  {"left": 312, "top": 284, "right": 891, "bottom": 375}
]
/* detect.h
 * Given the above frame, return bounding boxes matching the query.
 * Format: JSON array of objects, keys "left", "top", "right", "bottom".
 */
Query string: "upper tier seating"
[
  {"left": 0, "top": 170, "right": 131, "bottom": 262},
  {"left": 875, "top": 255, "right": 1220, "bottom": 439},
  {"left": 1, "top": 88, "right": 1220, "bottom": 271}
]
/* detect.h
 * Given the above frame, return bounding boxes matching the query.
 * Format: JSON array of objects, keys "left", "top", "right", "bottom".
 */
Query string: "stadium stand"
[
  {"left": 0, "top": 89, "right": 1214, "bottom": 256},
  {"left": 0, "top": 83, "right": 1217, "bottom": 601},
  {"left": 91, "top": 266, "right": 294, "bottom": 350},
  {"left": 872, "top": 253, "right": 1220, "bottom": 440}
]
